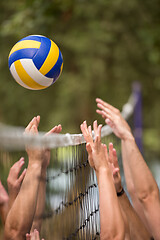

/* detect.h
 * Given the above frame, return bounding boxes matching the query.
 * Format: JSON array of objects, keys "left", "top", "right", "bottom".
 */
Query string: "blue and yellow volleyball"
[{"left": 8, "top": 35, "right": 63, "bottom": 90}]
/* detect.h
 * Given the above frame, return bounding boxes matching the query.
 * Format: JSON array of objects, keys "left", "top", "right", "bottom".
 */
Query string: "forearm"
[
  {"left": 121, "top": 139, "right": 148, "bottom": 226},
  {"left": 118, "top": 190, "right": 151, "bottom": 239},
  {"left": 97, "top": 168, "right": 125, "bottom": 240},
  {"left": 121, "top": 137, "right": 135, "bottom": 194},
  {"left": 121, "top": 137, "right": 160, "bottom": 239},
  {"left": 31, "top": 169, "right": 47, "bottom": 232},
  {"left": 8, "top": 194, "right": 18, "bottom": 212},
  {"left": 0, "top": 202, "right": 9, "bottom": 225},
  {"left": 5, "top": 161, "right": 42, "bottom": 240},
  {"left": 122, "top": 136, "right": 159, "bottom": 201}
]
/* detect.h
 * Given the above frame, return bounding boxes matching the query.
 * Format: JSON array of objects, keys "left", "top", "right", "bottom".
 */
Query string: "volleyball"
[{"left": 8, "top": 35, "right": 63, "bottom": 90}]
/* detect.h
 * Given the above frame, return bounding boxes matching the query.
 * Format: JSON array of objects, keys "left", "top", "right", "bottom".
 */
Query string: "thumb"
[
  {"left": 86, "top": 143, "right": 92, "bottom": 155},
  {"left": 18, "top": 168, "right": 27, "bottom": 184}
]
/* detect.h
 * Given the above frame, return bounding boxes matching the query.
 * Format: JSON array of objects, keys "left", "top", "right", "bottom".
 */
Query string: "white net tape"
[{"left": 0, "top": 95, "right": 135, "bottom": 150}]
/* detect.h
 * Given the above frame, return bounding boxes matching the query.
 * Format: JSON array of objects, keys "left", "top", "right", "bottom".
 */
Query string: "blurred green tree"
[{"left": 0, "top": 0, "right": 160, "bottom": 152}]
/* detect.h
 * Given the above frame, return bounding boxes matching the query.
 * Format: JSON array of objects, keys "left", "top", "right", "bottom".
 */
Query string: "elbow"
[
  {"left": 127, "top": 180, "right": 159, "bottom": 204},
  {"left": 100, "top": 234, "right": 124, "bottom": 240},
  {"left": 5, "top": 229, "right": 26, "bottom": 240},
  {"left": 127, "top": 183, "right": 137, "bottom": 200},
  {"left": 4, "top": 224, "right": 27, "bottom": 240},
  {"left": 137, "top": 185, "right": 159, "bottom": 203},
  {"left": 100, "top": 217, "right": 125, "bottom": 240},
  {"left": 4, "top": 228, "right": 19, "bottom": 240},
  {"left": 100, "top": 228, "right": 125, "bottom": 240}
]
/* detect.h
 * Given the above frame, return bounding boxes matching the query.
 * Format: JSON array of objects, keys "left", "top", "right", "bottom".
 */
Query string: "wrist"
[
  {"left": 28, "top": 160, "right": 43, "bottom": 171},
  {"left": 122, "top": 132, "right": 134, "bottom": 141},
  {"left": 96, "top": 166, "right": 110, "bottom": 182},
  {"left": 28, "top": 157, "right": 43, "bottom": 164},
  {"left": 97, "top": 165, "right": 109, "bottom": 174}
]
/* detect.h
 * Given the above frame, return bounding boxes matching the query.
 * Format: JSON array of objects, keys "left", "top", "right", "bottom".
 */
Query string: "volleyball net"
[{"left": 0, "top": 86, "right": 141, "bottom": 240}]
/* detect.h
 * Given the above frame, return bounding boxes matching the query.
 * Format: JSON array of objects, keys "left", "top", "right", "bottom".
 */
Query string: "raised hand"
[
  {"left": 81, "top": 122, "right": 125, "bottom": 239},
  {"left": 25, "top": 116, "right": 43, "bottom": 162},
  {"left": 42, "top": 124, "right": 62, "bottom": 169},
  {"left": 25, "top": 116, "right": 62, "bottom": 234},
  {"left": 96, "top": 98, "right": 132, "bottom": 140},
  {"left": 81, "top": 120, "right": 110, "bottom": 173},
  {"left": 108, "top": 143, "right": 122, "bottom": 193},
  {"left": 7, "top": 157, "right": 26, "bottom": 208},
  {"left": 80, "top": 121, "right": 94, "bottom": 168},
  {"left": 25, "top": 116, "right": 62, "bottom": 168}
]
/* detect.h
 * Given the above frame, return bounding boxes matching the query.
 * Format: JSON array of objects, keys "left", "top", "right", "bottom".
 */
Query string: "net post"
[{"left": 132, "top": 82, "right": 143, "bottom": 154}]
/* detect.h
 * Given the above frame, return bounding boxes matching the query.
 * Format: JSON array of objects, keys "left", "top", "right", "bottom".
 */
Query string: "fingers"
[
  {"left": 113, "top": 148, "right": 119, "bottom": 168},
  {"left": 108, "top": 159, "right": 120, "bottom": 179},
  {"left": 54, "top": 124, "right": 62, "bottom": 133},
  {"left": 29, "top": 229, "right": 41, "bottom": 240},
  {"left": 93, "top": 120, "right": 101, "bottom": 143},
  {"left": 105, "top": 118, "right": 114, "bottom": 125},
  {"left": 25, "top": 116, "right": 62, "bottom": 137},
  {"left": 108, "top": 143, "right": 119, "bottom": 168},
  {"left": 96, "top": 108, "right": 114, "bottom": 127},
  {"left": 9, "top": 157, "right": 25, "bottom": 179},
  {"left": 80, "top": 121, "right": 93, "bottom": 145},
  {"left": 86, "top": 143, "right": 94, "bottom": 168},
  {"left": 97, "top": 105, "right": 114, "bottom": 119},
  {"left": 96, "top": 109, "right": 106, "bottom": 119},
  {"left": 81, "top": 120, "right": 102, "bottom": 151},
  {"left": 109, "top": 143, "right": 114, "bottom": 164},
  {"left": 96, "top": 98, "right": 118, "bottom": 113},
  {"left": 81, "top": 121, "right": 102, "bottom": 169},
  {"left": 30, "top": 124, "right": 38, "bottom": 135},
  {"left": 94, "top": 121, "right": 102, "bottom": 151},
  {"left": 25, "top": 117, "right": 35, "bottom": 133},
  {"left": 86, "top": 142, "right": 92, "bottom": 156},
  {"left": 18, "top": 168, "right": 27, "bottom": 184},
  {"left": 25, "top": 116, "right": 40, "bottom": 133},
  {"left": 102, "top": 143, "right": 109, "bottom": 160},
  {"left": 45, "top": 124, "right": 62, "bottom": 136},
  {"left": 26, "top": 233, "right": 31, "bottom": 240},
  {"left": 88, "top": 125, "right": 92, "bottom": 135},
  {"left": 34, "top": 229, "right": 40, "bottom": 240},
  {"left": 96, "top": 99, "right": 121, "bottom": 129},
  {"left": 93, "top": 120, "right": 98, "bottom": 135},
  {"left": 80, "top": 121, "right": 88, "bottom": 136},
  {"left": 112, "top": 167, "right": 120, "bottom": 176}
]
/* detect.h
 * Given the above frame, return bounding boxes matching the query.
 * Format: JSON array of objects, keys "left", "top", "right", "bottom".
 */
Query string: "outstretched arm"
[
  {"left": 30, "top": 116, "right": 62, "bottom": 233},
  {"left": 96, "top": 98, "right": 160, "bottom": 239},
  {"left": 4, "top": 121, "right": 43, "bottom": 240},
  {"left": 80, "top": 121, "right": 125, "bottom": 240},
  {"left": 109, "top": 143, "right": 151, "bottom": 240}
]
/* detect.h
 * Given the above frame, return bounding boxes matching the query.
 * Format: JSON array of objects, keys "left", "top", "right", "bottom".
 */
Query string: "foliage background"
[{"left": 0, "top": 0, "right": 160, "bottom": 167}]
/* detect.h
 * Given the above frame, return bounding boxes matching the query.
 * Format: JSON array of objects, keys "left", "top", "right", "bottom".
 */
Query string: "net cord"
[{"left": 0, "top": 94, "right": 135, "bottom": 150}]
